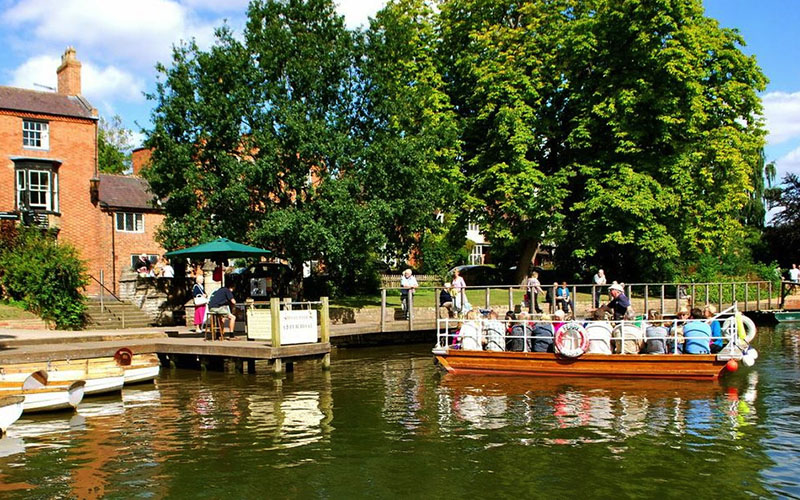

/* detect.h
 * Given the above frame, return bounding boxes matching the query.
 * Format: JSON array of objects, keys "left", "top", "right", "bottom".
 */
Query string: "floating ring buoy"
[
  {"left": 554, "top": 322, "right": 588, "bottom": 358},
  {"left": 722, "top": 314, "right": 756, "bottom": 344},
  {"left": 114, "top": 347, "right": 133, "bottom": 366}
]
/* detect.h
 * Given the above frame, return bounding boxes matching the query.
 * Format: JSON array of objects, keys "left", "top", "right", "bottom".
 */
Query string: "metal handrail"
[{"left": 88, "top": 274, "right": 123, "bottom": 303}]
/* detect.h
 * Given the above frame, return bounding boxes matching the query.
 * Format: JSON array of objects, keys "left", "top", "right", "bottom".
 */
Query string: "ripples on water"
[{"left": 0, "top": 326, "right": 799, "bottom": 498}]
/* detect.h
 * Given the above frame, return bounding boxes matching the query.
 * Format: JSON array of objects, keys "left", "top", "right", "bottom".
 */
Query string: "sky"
[{"left": 0, "top": 0, "right": 798, "bottom": 183}]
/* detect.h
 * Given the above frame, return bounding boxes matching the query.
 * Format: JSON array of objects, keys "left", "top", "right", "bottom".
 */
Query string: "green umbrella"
[{"left": 166, "top": 237, "right": 271, "bottom": 260}]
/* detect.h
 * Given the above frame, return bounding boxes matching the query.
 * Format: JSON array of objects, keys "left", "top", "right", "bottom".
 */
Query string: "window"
[
  {"left": 116, "top": 212, "right": 144, "bottom": 233},
  {"left": 469, "top": 244, "right": 485, "bottom": 265},
  {"left": 23, "top": 120, "right": 49, "bottom": 149},
  {"left": 16, "top": 164, "right": 58, "bottom": 212},
  {"left": 130, "top": 254, "right": 158, "bottom": 270},
  {"left": 467, "top": 222, "right": 480, "bottom": 233}
]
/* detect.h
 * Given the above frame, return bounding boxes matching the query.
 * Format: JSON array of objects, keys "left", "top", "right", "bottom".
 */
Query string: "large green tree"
[
  {"left": 439, "top": 0, "right": 767, "bottom": 282},
  {"left": 359, "top": 0, "right": 462, "bottom": 266},
  {"left": 98, "top": 115, "right": 134, "bottom": 174},
  {"left": 144, "top": 0, "right": 385, "bottom": 293}
]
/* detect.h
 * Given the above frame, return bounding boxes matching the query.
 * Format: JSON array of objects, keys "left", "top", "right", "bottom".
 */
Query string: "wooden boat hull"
[
  {"left": 0, "top": 360, "right": 125, "bottom": 396},
  {"left": 0, "top": 380, "right": 86, "bottom": 413},
  {"left": 0, "top": 395, "right": 24, "bottom": 434},
  {"left": 87, "top": 353, "right": 160, "bottom": 384},
  {"left": 433, "top": 349, "right": 730, "bottom": 381}
]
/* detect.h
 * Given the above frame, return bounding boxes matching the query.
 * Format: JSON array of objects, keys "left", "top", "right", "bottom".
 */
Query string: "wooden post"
[
  {"left": 247, "top": 359, "right": 256, "bottom": 373},
  {"left": 757, "top": 282, "right": 761, "bottom": 311},
  {"left": 705, "top": 284, "right": 709, "bottom": 305},
  {"left": 675, "top": 284, "right": 680, "bottom": 313},
  {"left": 272, "top": 359, "right": 283, "bottom": 375},
  {"left": 321, "top": 296, "right": 331, "bottom": 370},
  {"left": 732, "top": 283, "right": 736, "bottom": 308},
  {"left": 691, "top": 284, "right": 696, "bottom": 307},
  {"left": 744, "top": 282, "right": 749, "bottom": 311},
  {"left": 270, "top": 297, "right": 281, "bottom": 348},
  {"left": 718, "top": 283, "right": 723, "bottom": 312},
  {"left": 485, "top": 287, "right": 490, "bottom": 309},
  {"left": 660, "top": 285, "right": 665, "bottom": 316},
  {"left": 644, "top": 285, "right": 649, "bottom": 315},
  {"left": 408, "top": 290, "right": 414, "bottom": 331},
  {"left": 769, "top": 281, "right": 773, "bottom": 309},
  {"left": 508, "top": 288, "right": 513, "bottom": 312},
  {"left": 234, "top": 359, "right": 244, "bottom": 373},
  {"left": 592, "top": 285, "right": 597, "bottom": 309},
  {"left": 572, "top": 285, "right": 577, "bottom": 316},
  {"left": 380, "top": 288, "right": 386, "bottom": 333}
]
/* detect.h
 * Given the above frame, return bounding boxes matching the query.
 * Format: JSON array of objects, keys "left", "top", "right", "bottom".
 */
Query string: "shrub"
[{"left": 0, "top": 228, "right": 88, "bottom": 329}]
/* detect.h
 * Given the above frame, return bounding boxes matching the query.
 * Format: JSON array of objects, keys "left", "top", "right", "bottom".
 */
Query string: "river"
[{"left": 1, "top": 324, "right": 799, "bottom": 499}]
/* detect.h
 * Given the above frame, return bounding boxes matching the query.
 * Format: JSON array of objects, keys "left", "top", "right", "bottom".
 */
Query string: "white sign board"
[{"left": 279, "top": 310, "right": 318, "bottom": 345}]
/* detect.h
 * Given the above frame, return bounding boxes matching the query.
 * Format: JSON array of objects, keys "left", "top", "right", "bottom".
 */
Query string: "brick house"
[{"left": 0, "top": 47, "right": 164, "bottom": 295}]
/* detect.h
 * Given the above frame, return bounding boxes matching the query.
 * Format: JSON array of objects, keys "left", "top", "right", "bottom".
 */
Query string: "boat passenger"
[
  {"left": 460, "top": 310, "right": 484, "bottom": 351},
  {"left": 644, "top": 310, "right": 668, "bottom": 354},
  {"left": 507, "top": 312, "right": 532, "bottom": 352},
  {"left": 531, "top": 316, "right": 555, "bottom": 353},
  {"left": 504, "top": 311, "right": 516, "bottom": 334},
  {"left": 683, "top": 308, "right": 712, "bottom": 354},
  {"left": 667, "top": 307, "right": 688, "bottom": 354},
  {"left": 614, "top": 309, "right": 645, "bottom": 354},
  {"left": 606, "top": 284, "right": 630, "bottom": 320},
  {"left": 484, "top": 310, "right": 506, "bottom": 352},
  {"left": 703, "top": 304, "right": 724, "bottom": 353},
  {"left": 552, "top": 309, "right": 566, "bottom": 335},
  {"left": 585, "top": 308, "right": 613, "bottom": 354}
]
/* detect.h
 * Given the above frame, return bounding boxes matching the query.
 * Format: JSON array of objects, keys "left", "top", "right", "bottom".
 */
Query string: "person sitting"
[
  {"left": 556, "top": 282, "right": 573, "bottom": 314},
  {"left": 483, "top": 310, "right": 505, "bottom": 352},
  {"left": 459, "top": 310, "right": 483, "bottom": 351},
  {"left": 531, "top": 316, "right": 555, "bottom": 353},
  {"left": 585, "top": 308, "right": 613, "bottom": 354},
  {"left": 606, "top": 283, "right": 630, "bottom": 320},
  {"left": 552, "top": 309, "right": 566, "bottom": 335},
  {"left": 703, "top": 304, "right": 724, "bottom": 353},
  {"left": 507, "top": 311, "right": 532, "bottom": 352},
  {"left": 683, "top": 308, "right": 712, "bottom": 354},
  {"left": 667, "top": 307, "right": 689, "bottom": 354},
  {"left": 439, "top": 283, "right": 454, "bottom": 318},
  {"left": 644, "top": 310, "right": 668, "bottom": 354},
  {"left": 207, "top": 282, "right": 237, "bottom": 340}
]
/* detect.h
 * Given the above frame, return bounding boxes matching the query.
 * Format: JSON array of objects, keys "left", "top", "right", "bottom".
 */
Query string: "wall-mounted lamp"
[{"left": 90, "top": 177, "right": 100, "bottom": 204}]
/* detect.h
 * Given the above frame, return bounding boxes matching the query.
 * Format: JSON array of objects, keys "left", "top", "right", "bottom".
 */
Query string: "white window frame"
[
  {"left": 116, "top": 212, "right": 145, "bottom": 233},
  {"left": 469, "top": 244, "right": 485, "bottom": 265},
  {"left": 16, "top": 166, "right": 57, "bottom": 212},
  {"left": 22, "top": 120, "right": 49, "bottom": 150}
]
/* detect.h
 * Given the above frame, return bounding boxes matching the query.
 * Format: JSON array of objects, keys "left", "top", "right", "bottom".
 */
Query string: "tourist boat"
[
  {"left": 0, "top": 395, "right": 24, "bottom": 434},
  {"left": 0, "top": 371, "right": 86, "bottom": 412},
  {"left": 433, "top": 308, "right": 756, "bottom": 382},
  {"left": 86, "top": 349, "right": 161, "bottom": 384},
  {"left": 773, "top": 310, "right": 800, "bottom": 322},
  {"left": 0, "top": 359, "right": 125, "bottom": 396}
]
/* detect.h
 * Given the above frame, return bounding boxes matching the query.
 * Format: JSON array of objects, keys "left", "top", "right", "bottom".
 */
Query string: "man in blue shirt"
[
  {"left": 683, "top": 308, "right": 712, "bottom": 354},
  {"left": 703, "top": 304, "right": 724, "bottom": 353},
  {"left": 606, "top": 284, "right": 630, "bottom": 320}
]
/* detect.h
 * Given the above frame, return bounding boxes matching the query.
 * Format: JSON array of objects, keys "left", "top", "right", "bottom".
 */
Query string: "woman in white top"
[
  {"left": 451, "top": 268, "right": 470, "bottom": 313},
  {"left": 459, "top": 310, "right": 483, "bottom": 351},
  {"left": 585, "top": 308, "right": 613, "bottom": 354}
]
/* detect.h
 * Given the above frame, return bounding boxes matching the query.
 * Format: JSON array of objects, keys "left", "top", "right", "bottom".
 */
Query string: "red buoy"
[{"left": 726, "top": 359, "right": 739, "bottom": 372}]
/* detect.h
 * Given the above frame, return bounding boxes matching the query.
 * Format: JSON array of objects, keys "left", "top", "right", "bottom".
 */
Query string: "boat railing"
[{"left": 435, "top": 305, "right": 742, "bottom": 355}]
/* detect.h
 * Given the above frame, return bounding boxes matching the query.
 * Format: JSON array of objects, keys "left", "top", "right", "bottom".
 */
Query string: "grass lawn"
[{"left": 0, "top": 301, "right": 37, "bottom": 321}]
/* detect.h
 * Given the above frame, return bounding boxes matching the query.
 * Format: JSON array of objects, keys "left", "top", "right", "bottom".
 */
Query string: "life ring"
[
  {"left": 554, "top": 322, "right": 588, "bottom": 358},
  {"left": 722, "top": 314, "right": 756, "bottom": 344},
  {"left": 114, "top": 347, "right": 133, "bottom": 366}
]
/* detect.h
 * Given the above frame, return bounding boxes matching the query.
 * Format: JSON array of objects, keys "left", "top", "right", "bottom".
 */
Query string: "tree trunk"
[{"left": 514, "top": 240, "right": 540, "bottom": 284}]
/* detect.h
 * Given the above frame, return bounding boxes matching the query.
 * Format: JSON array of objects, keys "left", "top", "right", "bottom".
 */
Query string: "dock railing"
[{"left": 380, "top": 280, "right": 776, "bottom": 332}]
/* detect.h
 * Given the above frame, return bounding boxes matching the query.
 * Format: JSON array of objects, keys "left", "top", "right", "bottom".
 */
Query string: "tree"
[
  {"left": 439, "top": 0, "right": 768, "bottom": 281},
  {"left": 144, "top": 0, "right": 384, "bottom": 294},
  {"left": 359, "top": 0, "right": 462, "bottom": 266},
  {"left": 98, "top": 115, "right": 134, "bottom": 174}
]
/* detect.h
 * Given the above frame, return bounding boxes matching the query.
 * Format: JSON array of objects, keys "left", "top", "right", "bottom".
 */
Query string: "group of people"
[
  {"left": 134, "top": 254, "right": 174, "bottom": 278},
  {"left": 446, "top": 282, "right": 726, "bottom": 355},
  {"left": 191, "top": 266, "right": 237, "bottom": 340},
  {"left": 401, "top": 268, "right": 471, "bottom": 319}
]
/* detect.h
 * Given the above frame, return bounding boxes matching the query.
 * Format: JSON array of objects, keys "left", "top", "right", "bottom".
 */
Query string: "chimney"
[
  {"left": 57, "top": 47, "right": 81, "bottom": 96},
  {"left": 131, "top": 148, "right": 153, "bottom": 176}
]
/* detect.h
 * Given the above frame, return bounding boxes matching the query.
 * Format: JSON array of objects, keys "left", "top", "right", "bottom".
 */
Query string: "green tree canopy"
[{"left": 98, "top": 115, "right": 134, "bottom": 174}]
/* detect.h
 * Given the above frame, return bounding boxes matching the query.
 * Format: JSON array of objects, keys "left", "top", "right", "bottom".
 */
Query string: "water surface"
[{"left": 1, "top": 325, "right": 799, "bottom": 498}]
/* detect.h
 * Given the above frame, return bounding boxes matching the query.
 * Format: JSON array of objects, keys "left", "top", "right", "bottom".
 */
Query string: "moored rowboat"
[
  {"left": 87, "top": 350, "right": 160, "bottom": 384},
  {"left": 0, "top": 371, "right": 86, "bottom": 413},
  {"left": 0, "top": 359, "right": 124, "bottom": 396},
  {"left": 0, "top": 395, "right": 24, "bottom": 434}
]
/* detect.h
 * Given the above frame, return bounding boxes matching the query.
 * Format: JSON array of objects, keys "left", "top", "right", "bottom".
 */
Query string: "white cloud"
[
  {"left": 763, "top": 91, "right": 800, "bottom": 145},
  {"left": 180, "top": 0, "right": 250, "bottom": 13},
  {"left": 336, "top": 0, "right": 386, "bottom": 29},
  {"left": 775, "top": 144, "right": 800, "bottom": 180},
  {"left": 2, "top": 0, "right": 219, "bottom": 69},
  {"left": 9, "top": 55, "right": 144, "bottom": 103}
]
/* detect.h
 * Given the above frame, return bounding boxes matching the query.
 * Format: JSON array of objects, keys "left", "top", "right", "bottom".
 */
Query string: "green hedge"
[{"left": 0, "top": 228, "right": 88, "bottom": 329}]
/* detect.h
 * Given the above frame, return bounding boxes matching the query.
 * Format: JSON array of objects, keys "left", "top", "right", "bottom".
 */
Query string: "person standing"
[
  {"left": 192, "top": 276, "right": 208, "bottom": 334},
  {"left": 451, "top": 268, "right": 470, "bottom": 313},
  {"left": 526, "top": 271, "right": 544, "bottom": 314},
  {"left": 606, "top": 283, "right": 631, "bottom": 320},
  {"left": 790, "top": 264, "right": 800, "bottom": 294},
  {"left": 400, "top": 269, "right": 419, "bottom": 320},
  {"left": 161, "top": 257, "right": 175, "bottom": 278},
  {"left": 593, "top": 269, "right": 607, "bottom": 307}
]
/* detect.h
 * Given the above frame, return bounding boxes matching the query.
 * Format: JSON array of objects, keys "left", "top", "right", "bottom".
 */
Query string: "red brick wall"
[
  {"left": 131, "top": 147, "right": 152, "bottom": 176},
  {"left": 97, "top": 208, "right": 165, "bottom": 293}
]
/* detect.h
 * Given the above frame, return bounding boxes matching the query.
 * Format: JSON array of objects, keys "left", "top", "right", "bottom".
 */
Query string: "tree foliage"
[
  {"left": 145, "top": 0, "right": 770, "bottom": 292},
  {"left": 98, "top": 115, "right": 134, "bottom": 174},
  {"left": 0, "top": 228, "right": 87, "bottom": 329}
]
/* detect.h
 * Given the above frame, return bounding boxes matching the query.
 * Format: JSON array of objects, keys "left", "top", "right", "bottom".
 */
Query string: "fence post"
[
  {"left": 732, "top": 283, "right": 736, "bottom": 309},
  {"left": 675, "top": 284, "right": 680, "bottom": 313},
  {"left": 757, "top": 282, "right": 761, "bottom": 311},
  {"left": 660, "top": 285, "right": 665, "bottom": 316},
  {"left": 572, "top": 285, "right": 577, "bottom": 316},
  {"left": 744, "top": 283, "right": 749, "bottom": 311},
  {"left": 691, "top": 284, "right": 696, "bottom": 308},
  {"left": 769, "top": 281, "right": 773, "bottom": 309},
  {"left": 592, "top": 285, "right": 597, "bottom": 309},
  {"left": 485, "top": 287, "right": 490, "bottom": 310},
  {"left": 408, "top": 290, "right": 413, "bottom": 331},
  {"left": 321, "top": 297, "right": 330, "bottom": 370},
  {"left": 270, "top": 297, "right": 282, "bottom": 374},
  {"left": 508, "top": 287, "right": 513, "bottom": 312},
  {"left": 644, "top": 285, "right": 649, "bottom": 315},
  {"left": 380, "top": 288, "right": 386, "bottom": 333},
  {"left": 718, "top": 283, "right": 723, "bottom": 312},
  {"left": 705, "top": 284, "right": 709, "bottom": 305}
]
